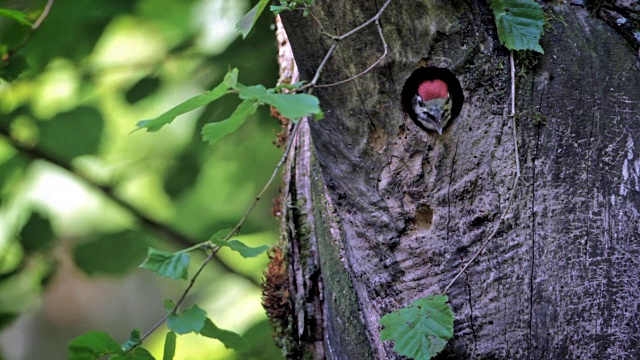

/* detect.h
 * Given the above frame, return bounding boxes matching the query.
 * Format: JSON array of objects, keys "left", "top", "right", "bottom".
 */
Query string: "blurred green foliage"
[{"left": 0, "top": 0, "right": 284, "bottom": 359}]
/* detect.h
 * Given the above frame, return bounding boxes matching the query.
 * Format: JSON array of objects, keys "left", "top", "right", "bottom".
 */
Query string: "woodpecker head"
[{"left": 401, "top": 67, "right": 464, "bottom": 135}]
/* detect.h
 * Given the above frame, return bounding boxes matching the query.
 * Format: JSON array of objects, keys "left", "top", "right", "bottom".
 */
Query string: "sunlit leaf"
[
  {"left": 274, "top": 81, "right": 305, "bottom": 92},
  {"left": 111, "top": 347, "right": 155, "bottom": 360},
  {"left": 139, "top": 248, "right": 190, "bottom": 280},
  {"left": 68, "top": 331, "right": 123, "bottom": 360},
  {"left": 167, "top": 305, "right": 207, "bottom": 334},
  {"left": 208, "top": 228, "right": 232, "bottom": 243},
  {"left": 234, "top": 83, "right": 270, "bottom": 101},
  {"left": 268, "top": 93, "right": 320, "bottom": 120},
  {"left": 201, "top": 99, "right": 258, "bottom": 146},
  {"left": 0, "top": 8, "right": 32, "bottom": 26},
  {"left": 490, "top": 0, "right": 544, "bottom": 53},
  {"left": 200, "top": 318, "right": 249, "bottom": 352},
  {"left": 136, "top": 69, "right": 238, "bottom": 132},
  {"left": 164, "top": 299, "right": 176, "bottom": 312},
  {"left": 269, "top": 5, "right": 289, "bottom": 15},
  {"left": 209, "top": 238, "right": 269, "bottom": 258},
  {"left": 380, "top": 295, "right": 454, "bottom": 360},
  {"left": 236, "top": 0, "right": 270, "bottom": 39},
  {"left": 234, "top": 83, "right": 321, "bottom": 120},
  {"left": 163, "top": 332, "right": 177, "bottom": 360}
]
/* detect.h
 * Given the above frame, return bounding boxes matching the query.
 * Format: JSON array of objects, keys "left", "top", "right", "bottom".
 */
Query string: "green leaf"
[
  {"left": 201, "top": 99, "right": 258, "bottom": 146},
  {"left": 163, "top": 332, "right": 177, "bottom": 360},
  {"left": 268, "top": 93, "right": 321, "bottom": 119},
  {"left": 209, "top": 238, "right": 269, "bottom": 258},
  {"left": 224, "top": 69, "right": 238, "bottom": 88},
  {"left": 136, "top": 69, "right": 238, "bottom": 132},
  {"left": 163, "top": 299, "right": 176, "bottom": 313},
  {"left": 200, "top": 318, "right": 249, "bottom": 352},
  {"left": 167, "top": 305, "right": 207, "bottom": 334},
  {"left": 379, "top": 295, "right": 454, "bottom": 360},
  {"left": 139, "top": 248, "right": 190, "bottom": 280},
  {"left": 234, "top": 83, "right": 321, "bottom": 120},
  {"left": 490, "top": 0, "right": 545, "bottom": 53},
  {"left": 73, "top": 231, "right": 151, "bottom": 276},
  {"left": 274, "top": 81, "right": 305, "bottom": 92},
  {"left": 208, "top": 228, "right": 232, "bottom": 243},
  {"left": 111, "top": 347, "right": 155, "bottom": 360},
  {"left": 0, "top": 8, "right": 32, "bottom": 26},
  {"left": 68, "top": 331, "right": 123, "bottom": 360},
  {"left": 121, "top": 329, "right": 142, "bottom": 352},
  {"left": 269, "top": 5, "right": 289, "bottom": 15},
  {"left": 19, "top": 211, "right": 54, "bottom": 253},
  {"left": 235, "top": 0, "right": 270, "bottom": 39},
  {"left": 234, "top": 83, "right": 270, "bottom": 101}
]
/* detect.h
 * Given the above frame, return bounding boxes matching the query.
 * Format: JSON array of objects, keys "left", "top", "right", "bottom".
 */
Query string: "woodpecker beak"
[{"left": 436, "top": 125, "right": 443, "bottom": 135}]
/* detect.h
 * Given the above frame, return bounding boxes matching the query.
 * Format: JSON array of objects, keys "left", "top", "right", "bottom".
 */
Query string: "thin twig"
[
  {"left": 315, "top": 20, "right": 388, "bottom": 88},
  {"left": 140, "top": 251, "right": 216, "bottom": 342},
  {"left": 222, "top": 121, "right": 301, "bottom": 241},
  {"left": 334, "top": 0, "right": 392, "bottom": 41},
  {"left": 5, "top": 0, "right": 55, "bottom": 59},
  {"left": 32, "top": 0, "right": 54, "bottom": 29},
  {"left": 137, "top": 116, "right": 302, "bottom": 343},
  {"left": 510, "top": 51, "right": 521, "bottom": 179},
  {"left": 510, "top": 52, "right": 516, "bottom": 117},
  {"left": 442, "top": 51, "right": 522, "bottom": 295},
  {"left": 302, "top": 43, "right": 338, "bottom": 90},
  {"left": 299, "top": 0, "right": 392, "bottom": 91},
  {"left": 442, "top": 174, "right": 519, "bottom": 295}
]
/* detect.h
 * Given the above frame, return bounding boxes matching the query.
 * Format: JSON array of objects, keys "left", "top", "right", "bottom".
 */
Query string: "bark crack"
[
  {"left": 464, "top": 271, "right": 478, "bottom": 356},
  {"left": 446, "top": 137, "right": 460, "bottom": 247}
]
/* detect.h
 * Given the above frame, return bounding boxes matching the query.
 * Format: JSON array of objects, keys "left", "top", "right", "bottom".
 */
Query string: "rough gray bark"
[{"left": 274, "top": 1, "right": 640, "bottom": 359}]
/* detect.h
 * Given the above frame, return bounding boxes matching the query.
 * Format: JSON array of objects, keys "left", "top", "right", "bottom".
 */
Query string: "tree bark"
[{"left": 272, "top": 1, "right": 640, "bottom": 358}]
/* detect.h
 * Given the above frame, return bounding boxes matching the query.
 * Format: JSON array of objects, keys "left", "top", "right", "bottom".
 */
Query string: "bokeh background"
[{"left": 0, "top": 0, "right": 284, "bottom": 358}]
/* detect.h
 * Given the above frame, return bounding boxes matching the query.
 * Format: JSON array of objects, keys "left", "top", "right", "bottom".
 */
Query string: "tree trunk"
[{"left": 270, "top": 1, "right": 640, "bottom": 358}]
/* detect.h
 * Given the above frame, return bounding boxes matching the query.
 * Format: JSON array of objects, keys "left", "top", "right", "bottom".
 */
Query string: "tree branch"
[
  {"left": 0, "top": 127, "right": 260, "bottom": 288},
  {"left": 299, "top": 0, "right": 392, "bottom": 91},
  {"left": 315, "top": 19, "right": 388, "bottom": 88}
]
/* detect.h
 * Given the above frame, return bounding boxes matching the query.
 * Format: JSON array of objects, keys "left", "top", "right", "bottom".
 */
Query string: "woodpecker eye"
[{"left": 418, "top": 99, "right": 424, "bottom": 107}]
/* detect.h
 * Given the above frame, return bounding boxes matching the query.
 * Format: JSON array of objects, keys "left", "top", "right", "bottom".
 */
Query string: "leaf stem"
[
  {"left": 140, "top": 251, "right": 216, "bottom": 342},
  {"left": 5, "top": 0, "right": 55, "bottom": 60}
]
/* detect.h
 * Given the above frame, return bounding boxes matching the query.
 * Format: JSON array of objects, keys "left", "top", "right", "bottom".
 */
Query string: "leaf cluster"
[
  {"left": 380, "top": 296, "right": 454, "bottom": 360},
  {"left": 136, "top": 68, "right": 321, "bottom": 146},
  {"left": 490, "top": 0, "right": 545, "bottom": 53}
]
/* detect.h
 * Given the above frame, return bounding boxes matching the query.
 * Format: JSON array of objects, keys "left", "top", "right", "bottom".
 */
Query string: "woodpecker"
[{"left": 401, "top": 67, "right": 464, "bottom": 135}]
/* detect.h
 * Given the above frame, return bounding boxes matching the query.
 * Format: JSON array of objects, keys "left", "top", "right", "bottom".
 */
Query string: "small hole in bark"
[{"left": 414, "top": 205, "right": 433, "bottom": 230}]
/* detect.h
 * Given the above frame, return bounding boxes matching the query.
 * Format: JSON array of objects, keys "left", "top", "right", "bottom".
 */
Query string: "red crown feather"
[{"left": 417, "top": 79, "right": 448, "bottom": 101}]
